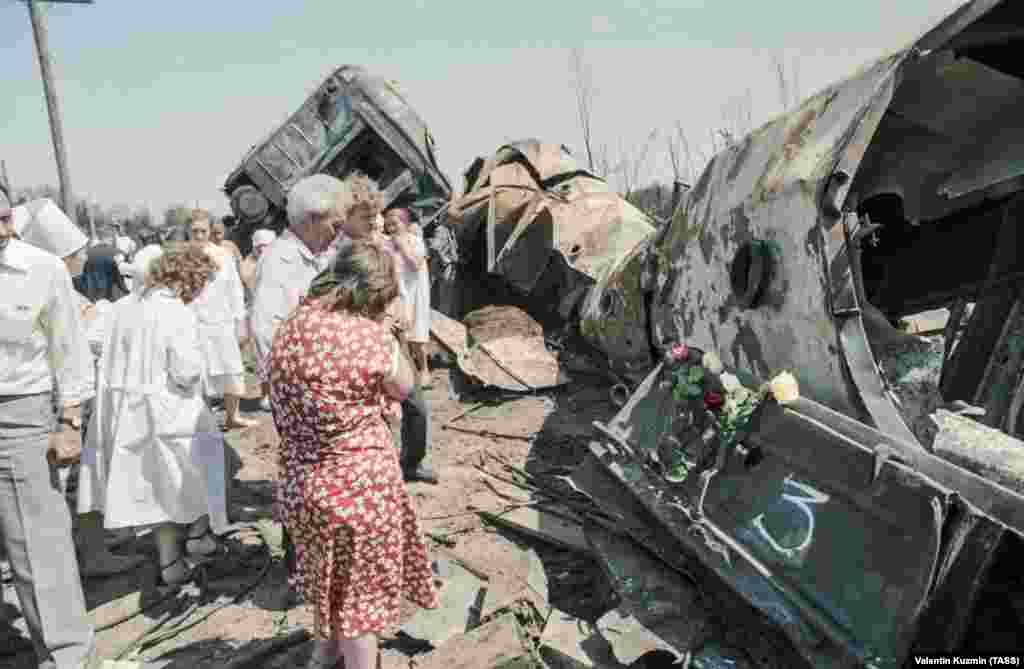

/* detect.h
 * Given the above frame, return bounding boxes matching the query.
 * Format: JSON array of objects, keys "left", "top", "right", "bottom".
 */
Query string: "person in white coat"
[
  {"left": 77, "top": 243, "right": 229, "bottom": 588},
  {"left": 186, "top": 210, "right": 255, "bottom": 430},
  {"left": 13, "top": 198, "right": 146, "bottom": 580}
]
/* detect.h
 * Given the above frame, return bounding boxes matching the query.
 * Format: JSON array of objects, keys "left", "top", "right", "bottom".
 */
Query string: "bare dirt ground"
[{"left": 1, "top": 341, "right": 622, "bottom": 669}]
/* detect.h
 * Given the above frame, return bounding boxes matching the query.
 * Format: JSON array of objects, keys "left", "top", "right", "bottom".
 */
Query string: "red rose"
[
  {"left": 703, "top": 391, "right": 724, "bottom": 411},
  {"left": 670, "top": 343, "right": 689, "bottom": 362}
]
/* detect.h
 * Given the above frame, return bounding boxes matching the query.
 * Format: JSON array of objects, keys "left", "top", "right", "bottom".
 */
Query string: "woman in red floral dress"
[{"left": 270, "top": 241, "right": 439, "bottom": 669}]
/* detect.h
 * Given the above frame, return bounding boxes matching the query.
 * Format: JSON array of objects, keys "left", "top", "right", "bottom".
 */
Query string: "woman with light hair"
[
  {"left": 383, "top": 208, "right": 432, "bottom": 388},
  {"left": 187, "top": 209, "right": 254, "bottom": 429},
  {"left": 210, "top": 218, "right": 242, "bottom": 270},
  {"left": 78, "top": 243, "right": 230, "bottom": 588}
]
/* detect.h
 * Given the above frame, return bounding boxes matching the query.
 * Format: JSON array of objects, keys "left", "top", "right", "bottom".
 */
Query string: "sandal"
[
  {"left": 185, "top": 528, "right": 228, "bottom": 561},
  {"left": 156, "top": 556, "right": 194, "bottom": 589}
]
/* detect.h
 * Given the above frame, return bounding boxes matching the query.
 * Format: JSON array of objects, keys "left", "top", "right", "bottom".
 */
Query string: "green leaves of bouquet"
[
  {"left": 671, "top": 362, "right": 705, "bottom": 402},
  {"left": 662, "top": 341, "right": 801, "bottom": 483}
]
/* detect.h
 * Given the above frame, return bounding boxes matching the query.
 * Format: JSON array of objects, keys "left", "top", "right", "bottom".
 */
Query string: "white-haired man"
[
  {"left": 250, "top": 175, "right": 348, "bottom": 401},
  {"left": 0, "top": 183, "right": 95, "bottom": 668}
]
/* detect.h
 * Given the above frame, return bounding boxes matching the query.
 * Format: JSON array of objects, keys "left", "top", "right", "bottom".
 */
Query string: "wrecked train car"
[
  {"left": 431, "top": 140, "right": 656, "bottom": 330},
  {"left": 563, "top": 1, "right": 1024, "bottom": 667},
  {"left": 222, "top": 65, "right": 451, "bottom": 254}
]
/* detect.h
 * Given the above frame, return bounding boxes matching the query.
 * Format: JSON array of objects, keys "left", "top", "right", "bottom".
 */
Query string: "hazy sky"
[{"left": 1, "top": 0, "right": 965, "bottom": 218}]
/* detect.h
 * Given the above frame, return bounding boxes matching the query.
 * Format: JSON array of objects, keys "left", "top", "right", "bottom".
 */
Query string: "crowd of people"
[{"left": 0, "top": 172, "right": 439, "bottom": 669}]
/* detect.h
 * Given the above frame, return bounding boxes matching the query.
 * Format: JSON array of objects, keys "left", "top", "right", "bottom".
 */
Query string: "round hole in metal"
[{"left": 730, "top": 240, "right": 771, "bottom": 309}]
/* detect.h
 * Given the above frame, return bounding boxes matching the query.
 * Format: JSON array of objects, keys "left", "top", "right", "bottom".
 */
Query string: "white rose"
[
  {"left": 768, "top": 371, "right": 800, "bottom": 404},
  {"left": 702, "top": 351, "right": 724, "bottom": 375},
  {"left": 720, "top": 372, "right": 742, "bottom": 393}
]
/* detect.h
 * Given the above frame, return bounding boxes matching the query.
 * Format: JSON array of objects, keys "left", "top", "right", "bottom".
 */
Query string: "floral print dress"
[{"left": 270, "top": 300, "right": 439, "bottom": 639}]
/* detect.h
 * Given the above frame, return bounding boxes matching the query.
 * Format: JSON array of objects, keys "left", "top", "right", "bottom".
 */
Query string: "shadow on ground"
[{"left": 445, "top": 341, "right": 623, "bottom": 625}]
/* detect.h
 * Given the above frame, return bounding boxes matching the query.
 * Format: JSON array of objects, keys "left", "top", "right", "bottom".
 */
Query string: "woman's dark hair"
[
  {"left": 73, "top": 245, "right": 129, "bottom": 302},
  {"left": 316, "top": 241, "right": 399, "bottom": 319}
]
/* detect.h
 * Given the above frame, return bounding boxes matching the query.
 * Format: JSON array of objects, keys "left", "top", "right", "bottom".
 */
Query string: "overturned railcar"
[
  {"left": 221, "top": 65, "right": 451, "bottom": 254},
  {"left": 578, "top": 1, "right": 1024, "bottom": 666}
]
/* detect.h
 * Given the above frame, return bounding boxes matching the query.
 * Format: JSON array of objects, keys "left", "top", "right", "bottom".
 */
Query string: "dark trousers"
[{"left": 398, "top": 384, "right": 431, "bottom": 471}]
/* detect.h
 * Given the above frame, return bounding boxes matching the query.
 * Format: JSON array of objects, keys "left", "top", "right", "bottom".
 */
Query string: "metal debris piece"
[
  {"left": 931, "top": 409, "right": 1024, "bottom": 495},
  {"left": 399, "top": 561, "right": 487, "bottom": 647},
  {"left": 430, "top": 308, "right": 569, "bottom": 392},
  {"left": 412, "top": 614, "right": 530, "bottom": 669}
]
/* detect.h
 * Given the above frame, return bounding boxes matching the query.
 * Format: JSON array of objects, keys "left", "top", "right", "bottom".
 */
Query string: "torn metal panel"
[
  {"left": 910, "top": 505, "right": 1005, "bottom": 654},
  {"left": 591, "top": 358, "right": 1024, "bottom": 667},
  {"left": 428, "top": 308, "right": 568, "bottom": 392},
  {"left": 578, "top": 241, "right": 656, "bottom": 386},
  {"left": 780, "top": 398, "right": 1024, "bottom": 537},
  {"left": 585, "top": 524, "right": 714, "bottom": 657},
  {"left": 591, "top": 363, "right": 961, "bottom": 668},
  {"left": 594, "top": 609, "right": 684, "bottom": 667},
  {"left": 477, "top": 336, "right": 569, "bottom": 390},
  {"left": 437, "top": 140, "right": 655, "bottom": 322}
]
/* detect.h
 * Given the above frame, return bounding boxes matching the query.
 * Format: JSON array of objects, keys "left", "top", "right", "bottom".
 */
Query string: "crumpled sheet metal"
[
  {"left": 429, "top": 309, "right": 569, "bottom": 391},
  {"left": 444, "top": 139, "right": 656, "bottom": 297},
  {"left": 578, "top": 240, "right": 655, "bottom": 385}
]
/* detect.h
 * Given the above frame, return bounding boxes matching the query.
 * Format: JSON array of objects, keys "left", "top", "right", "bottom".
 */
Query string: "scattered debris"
[
  {"left": 594, "top": 609, "right": 681, "bottom": 667},
  {"left": 585, "top": 525, "right": 713, "bottom": 653},
  {"left": 399, "top": 560, "right": 487, "bottom": 648},
  {"left": 538, "top": 611, "right": 607, "bottom": 669},
  {"left": 412, "top": 614, "right": 532, "bottom": 669},
  {"left": 480, "top": 507, "right": 590, "bottom": 555},
  {"left": 431, "top": 307, "right": 569, "bottom": 392}
]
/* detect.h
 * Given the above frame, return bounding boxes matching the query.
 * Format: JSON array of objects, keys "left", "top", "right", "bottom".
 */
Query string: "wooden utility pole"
[{"left": 25, "top": 0, "right": 95, "bottom": 238}]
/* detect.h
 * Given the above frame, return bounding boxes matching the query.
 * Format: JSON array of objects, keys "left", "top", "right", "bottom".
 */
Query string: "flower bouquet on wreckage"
[{"left": 656, "top": 341, "right": 800, "bottom": 484}]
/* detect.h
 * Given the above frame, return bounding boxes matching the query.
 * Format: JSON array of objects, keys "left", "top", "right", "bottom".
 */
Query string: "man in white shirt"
[
  {"left": 0, "top": 184, "right": 95, "bottom": 668},
  {"left": 250, "top": 175, "right": 347, "bottom": 400}
]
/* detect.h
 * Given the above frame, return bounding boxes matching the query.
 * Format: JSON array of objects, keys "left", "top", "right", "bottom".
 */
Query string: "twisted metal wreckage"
[{"left": 221, "top": 2, "right": 1024, "bottom": 664}]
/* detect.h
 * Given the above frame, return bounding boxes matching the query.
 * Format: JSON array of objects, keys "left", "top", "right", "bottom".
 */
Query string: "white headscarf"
[
  {"left": 13, "top": 198, "right": 89, "bottom": 259},
  {"left": 252, "top": 228, "right": 277, "bottom": 250},
  {"left": 124, "top": 243, "right": 164, "bottom": 296},
  {"left": 115, "top": 235, "right": 137, "bottom": 257}
]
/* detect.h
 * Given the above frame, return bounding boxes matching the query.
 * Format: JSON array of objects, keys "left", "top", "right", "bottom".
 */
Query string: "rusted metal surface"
[{"left": 581, "top": 52, "right": 905, "bottom": 419}]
